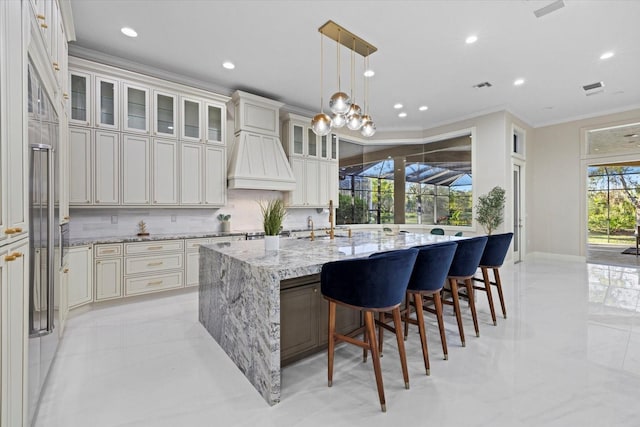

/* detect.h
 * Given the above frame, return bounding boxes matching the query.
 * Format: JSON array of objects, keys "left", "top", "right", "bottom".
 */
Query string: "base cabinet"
[
  {"left": 280, "top": 274, "right": 361, "bottom": 365},
  {"left": 67, "top": 246, "right": 93, "bottom": 309},
  {"left": 95, "top": 257, "right": 122, "bottom": 301}
]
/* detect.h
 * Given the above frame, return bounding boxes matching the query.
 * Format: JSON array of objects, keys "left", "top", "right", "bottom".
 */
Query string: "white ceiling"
[{"left": 68, "top": 0, "right": 640, "bottom": 135}]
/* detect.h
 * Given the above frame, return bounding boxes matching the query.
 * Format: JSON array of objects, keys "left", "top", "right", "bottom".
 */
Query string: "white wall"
[{"left": 529, "top": 108, "right": 640, "bottom": 258}]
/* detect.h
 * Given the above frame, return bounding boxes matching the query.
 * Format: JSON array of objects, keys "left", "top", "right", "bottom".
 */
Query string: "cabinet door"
[
  {"left": 1, "top": 239, "right": 29, "bottom": 427},
  {"left": 330, "top": 134, "right": 338, "bottom": 160},
  {"left": 95, "top": 258, "right": 122, "bottom": 301},
  {"left": 152, "top": 139, "right": 178, "bottom": 205},
  {"left": 153, "top": 90, "right": 176, "bottom": 138},
  {"left": 180, "top": 142, "right": 203, "bottom": 205},
  {"left": 204, "top": 146, "right": 226, "bottom": 206},
  {"left": 94, "top": 131, "right": 120, "bottom": 205},
  {"left": 205, "top": 101, "right": 224, "bottom": 143},
  {"left": 122, "top": 135, "right": 150, "bottom": 205},
  {"left": 68, "top": 127, "right": 92, "bottom": 204},
  {"left": 181, "top": 97, "right": 201, "bottom": 142},
  {"left": 288, "top": 157, "right": 306, "bottom": 207},
  {"left": 68, "top": 246, "right": 93, "bottom": 308},
  {"left": 318, "top": 296, "right": 361, "bottom": 346},
  {"left": 280, "top": 284, "right": 319, "bottom": 361},
  {"left": 329, "top": 161, "right": 339, "bottom": 207},
  {"left": 292, "top": 123, "right": 304, "bottom": 156},
  {"left": 307, "top": 128, "right": 318, "bottom": 158},
  {"left": 320, "top": 134, "right": 328, "bottom": 159},
  {"left": 305, "top": 160, "right": 320, "bottom": 207},
  {"left": 318, "top": 160, "right": 330, "bottom": 207},
  {"left": 185, "top": 251, "right": 200, "bottom": 287},
  {"left": 123, "top": 82, "right": 149, "bottom": 134},
  {"left": 69, "top": 71, "right": 91, "bottom": 126},
  {"left": 95, "top": 75, "right": 118, "bottom": 129},
  {"left": 58, "top": 112, "right": 70, "bottom": 221},
  {"left": 59, "top": 265, "right": 69, "bottom": 336}
]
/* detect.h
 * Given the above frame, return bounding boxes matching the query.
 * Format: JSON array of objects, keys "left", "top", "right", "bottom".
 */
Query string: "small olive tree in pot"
[{"left": 475, "top": 186, "right": 506, "bottom": 235}]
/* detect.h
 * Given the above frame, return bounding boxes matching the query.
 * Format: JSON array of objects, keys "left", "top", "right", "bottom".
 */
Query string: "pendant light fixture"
[
  {"left": 310, "top": 34, "right": 333, "bottom": 137},
  {"left": 312, "top": 20, "right": 377, "bottom": 137}
]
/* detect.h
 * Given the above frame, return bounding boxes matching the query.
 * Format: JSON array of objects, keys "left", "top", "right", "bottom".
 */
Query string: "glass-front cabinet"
[
  {"left": 154, "top": 90, "right": 176, "bottom": 138},
  {"left": 181, "top": 97, "right": 201, "bottom": 142},
  {"left": 307, "top": 128, "right": 318, "bottom": 158},
  {"left": 69, "top": 71, "right": 90, "bottom": 126},
  {"left": 292, "top": 123, "right": 304, "bottom": 155},
  {"left": 205, "top": 102, "right": 223, "bottom": 144},
  {"left": 123, "top": 83, "right": 149, "bottom": 134},
  {"left": 95, "top": 75, "right": 118, "bottom": 129}
]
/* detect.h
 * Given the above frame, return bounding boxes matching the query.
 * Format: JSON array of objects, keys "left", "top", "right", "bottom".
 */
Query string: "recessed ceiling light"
[
  {"left": 121, "top": 27, "right": 138, "bottom": 38},
  {"left": 363, "top": 69, "right": 375, "bottom": 77},
  {"left": 398, "top": 112, "right": 407, "bottom": 118},
  {"left": 465, "top": 35, "right": 478, "bottom": 44},
  {"left": 514, "top": 78, "right": 525, "bottom": 86},
  {"left": 419, "top": 106, "right": 428, "bottom": 111},
  {"left": 393, "top": 103, "right": 403, "bottom": 109},
  {"left": 222, "top": 61, "right": 235, "bottom": 70},
  {"left": 600, "top": 51, "right": 614, "bottom": 60}
]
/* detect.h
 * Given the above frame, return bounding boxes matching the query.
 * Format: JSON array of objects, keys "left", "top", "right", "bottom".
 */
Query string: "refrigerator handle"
[{"left": 46, "top": 147, "right": 55, "bottom": 333}]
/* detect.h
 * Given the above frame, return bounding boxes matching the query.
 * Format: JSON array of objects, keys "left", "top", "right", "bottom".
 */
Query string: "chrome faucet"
[
  {"left": 327, "top": 199, "right": 335, "bottom": 240},
  {"left": 307, "top": 216, "right": 313, "bottom": 229}
]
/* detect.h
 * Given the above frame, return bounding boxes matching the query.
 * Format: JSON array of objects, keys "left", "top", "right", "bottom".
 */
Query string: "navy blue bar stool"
[
  {"left": 321, "top": 248, "right": 418, "bottom": 412},
  {"left": 444, "top": 236, "right": 488, "bottom": 347},
  {"left": 403, "top": 242, "right": 457, "bottom": 373},
  {"left": 473, "top": 232, "right": 513, "bottom": 323}
]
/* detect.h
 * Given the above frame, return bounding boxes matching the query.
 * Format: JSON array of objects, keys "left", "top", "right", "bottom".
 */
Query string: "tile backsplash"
[{"left": 69, "top": 189, "right": 331, "bottom": 239}]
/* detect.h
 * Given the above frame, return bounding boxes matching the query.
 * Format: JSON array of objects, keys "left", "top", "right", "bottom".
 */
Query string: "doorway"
[{"left": 512, "top": 160, "right": 525, "bottom": 263}]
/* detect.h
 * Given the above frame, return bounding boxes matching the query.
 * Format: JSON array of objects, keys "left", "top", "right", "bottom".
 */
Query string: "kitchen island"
[{"left": 198, "top": 231, "right": 459, "bottom": 405}]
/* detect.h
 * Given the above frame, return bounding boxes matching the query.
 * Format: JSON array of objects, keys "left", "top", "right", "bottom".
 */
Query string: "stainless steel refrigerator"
[{"left": 27, "top": 59, "right": 60, "bottom": 426}]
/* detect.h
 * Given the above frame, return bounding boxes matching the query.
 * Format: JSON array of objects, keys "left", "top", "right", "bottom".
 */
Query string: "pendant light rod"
[
  {"left": 319, "top": 34, "right": 324, "bottom": 112},
  {"left": 336, "top": 32, "right": 341, "bottom": 90},
  {"left": 318, "top": 20, "right": 377, "bottom": 57}
]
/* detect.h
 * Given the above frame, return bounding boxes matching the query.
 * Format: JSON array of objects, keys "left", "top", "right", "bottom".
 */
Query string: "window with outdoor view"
[{"left": 337, "top": 134, "right": 472, "bottom": 226}]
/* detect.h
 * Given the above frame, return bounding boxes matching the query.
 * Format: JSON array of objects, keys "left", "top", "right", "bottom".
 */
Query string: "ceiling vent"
[
  {"left": 583, "top": 81, "right": 605, "bottom": 96},
  {"left": 534, "top": 0, "right": 565, "bottom": 18},
  {"left": 473, "top": 81, "right": 493, "bottom": 89}
]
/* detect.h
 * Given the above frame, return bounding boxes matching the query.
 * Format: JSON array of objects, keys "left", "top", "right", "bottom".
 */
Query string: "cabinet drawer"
[
  {"left": 95, "top": 243, "right": 123, "bottom": 258},
  {"left": 125, "top": 253, "right": 183, "bottom": 275},
  {"left": 124, "top": 240, "right": 184, "bottom": 255},
  {"left": 185, "top": 238, "right": 211, "bottom": 251},
  {"left": 124, "top": 272, "right": 183, "bottom": 296}
]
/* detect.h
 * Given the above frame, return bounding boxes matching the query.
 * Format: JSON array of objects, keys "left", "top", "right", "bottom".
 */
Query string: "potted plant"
[
  {"left": 217, "top": 213, "right": 231, "bottom": 232},
  {"left": 259, "top": 199, "right": 286, "bottom": 251},
  {"left": 475, "top": 186, "right": 506, "bottom": 235}
]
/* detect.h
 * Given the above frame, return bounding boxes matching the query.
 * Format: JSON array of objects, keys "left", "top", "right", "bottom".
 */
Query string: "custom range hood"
[{"left": 227, "top": 91, "right": 296, "bottom": 191}]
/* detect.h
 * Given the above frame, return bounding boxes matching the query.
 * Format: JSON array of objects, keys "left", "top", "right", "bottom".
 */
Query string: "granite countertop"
[{"left": 201, "top": 231, "right": 460, "bottom": 282}]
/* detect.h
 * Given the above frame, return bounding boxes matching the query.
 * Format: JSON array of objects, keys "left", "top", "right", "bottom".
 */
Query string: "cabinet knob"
[
  {"left": 313, "top": 288, "right": 318, "bottom": 293},
  {"left": 63, "top": 268, "right": 69, "bottom": 273},
  {"left": 36, "top": 14, "right": 45, "bottom": 20},
  {"left": 40, "top": 23, "right": 48, "bottom": 29},
  {"left": 63, "top": 93, "right": 69, "bottom": 99},
  {"left": 64, "top": 216, "right": 70, "bottom": 220}
]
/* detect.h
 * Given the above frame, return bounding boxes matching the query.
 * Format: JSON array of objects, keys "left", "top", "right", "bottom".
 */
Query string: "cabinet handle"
[
  {"left": 11, "top": 252, "right": 22, "bottom": 258},
  {"left": 36, "top": 14, "right": 45, "bottom": 20},
  {"left": 147, "top": 261, "right": 164, "bottom": 267},
  {"left": 64, "top": 216, "right": 70, "bottom": 220},
  {"left": 96, "top": 261, "right": 101, "bottom": 264},
  {"left": 14, "top": 228, "right": 22, "bottom": 233},
  {"left": 148, "top": 280, "right": 163, "bottom": 286},
  {"left": 102, "top": 249, "right": 115, "bottom": 253},
  {"left": 40, "top": 23, "right": 48, "bottom": 29},
  {"left": 4, "top": 228, "right": 16, "bottom": 235},
  {"left": 63, "top": 268, "right": 69, "bottom": 273},
  {"left": 147, "top": 246, "right": 163, "bottom": 250},
  {"left": 63, "top": 93, "right": 69, "bottom": 99},
  {"left": 4, "top": 255, "right": 16, "bottom": 262}
]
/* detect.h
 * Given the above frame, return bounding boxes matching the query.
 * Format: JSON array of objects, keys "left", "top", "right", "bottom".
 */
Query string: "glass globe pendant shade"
[
  {"left": 311, "top": 112, "right": 333, "bottom": 136},
  {"left": 329, "top": 92, "right": 351, "bottom": 115},
  {"left": 345, "top": 103, "right": 363, "bottom": 130},
  {"left": 331, "top": 112, "right": 346, "bottom": 128},
  {"left": 360, "top": 115, "right": 376, "bottom": 137}
]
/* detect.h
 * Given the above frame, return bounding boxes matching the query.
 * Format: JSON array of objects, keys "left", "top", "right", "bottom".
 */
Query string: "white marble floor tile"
[{"left": 35, "top": 258, "right": 640, "bottom": 427}]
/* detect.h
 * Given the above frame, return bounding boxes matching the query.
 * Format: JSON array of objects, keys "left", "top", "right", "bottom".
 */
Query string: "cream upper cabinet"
[
  {"left": 205, "top": 101, "right": 224, "bottom": 144},
  {"left": 204, "top": 145, "right": 226, "bottom": 206},
  {"left": 69, "top": 71, "right": 91, "bottom": 126},
  {"left": 67, "top": 245, "right": 93, "bottom": 309},
  {"left": 95, "top": 75, "right": 119, "bottom": 130},
  {"left": 287, "top": 157, "right": 306, "bottom": 207},
  {"left": 68, "top": 127, "right": 92, "bottom": 204},
  {"left": 152, "top": 139, "right": 179, "bottom": 205},
  {"left": 122, "top": 135, "right": 151, "bottom": 205},
  {"left": 153, "top": 90, "right": 177, "bottom": 138},
  {"left": 180, "top": 142, "right": 203, "bottom": 205},
  {"left": 181, "top": 97, "right": 201, "bottom": 142},
  {"left": 122, "top": 82, "right": 149, "bottom": 134},
  {"left": 94, "top": 130, "right": 120, "bottom": 205},
  {"left": 282, "top": 114, "right": 321, "bottom": 159}
]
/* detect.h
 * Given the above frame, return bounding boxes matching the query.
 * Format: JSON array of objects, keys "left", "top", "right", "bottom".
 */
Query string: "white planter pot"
[
  {"left": 221, "top": 221, "right": 231, "bottom": 232},
  {"left": 264, "top": 235, "right": 279, "bottom": 251}
]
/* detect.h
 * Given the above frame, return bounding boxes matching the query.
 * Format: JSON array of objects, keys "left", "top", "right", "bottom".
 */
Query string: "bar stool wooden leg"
[
  {"left": 413, "top": 293, "right": 430, "bottom": 375},
  {"left": 465, "top": 278, "right": 480, "bottom": 337},
  {"left": 364, "top": 311, "right": 386, "bottom": 412},
  {"left": 449, "top": 278, "right": 466, "bottom": 347},
  {"left": 433, "top": 292, "right": 448, "bottom": 360},
  {"left": 481, "top": 267, "right": 497, "bottom": 325},
  {"left": 328, "top": 301, "right": 336, "bottom": 387},
  {"left": 493, "top": 268, "right": 507, "bottom": 319},
  {"left": 378, "top": 312, "right": 385, "bottom": 355},
  {"left": 403, "top": 295, "right": 410, "bottom": 340},
  {"left": 391, "top": 307, "right": 410, "bottom": 388},
  {"left": 363, "top": 328, "right": 368, "bottom": 363}
]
